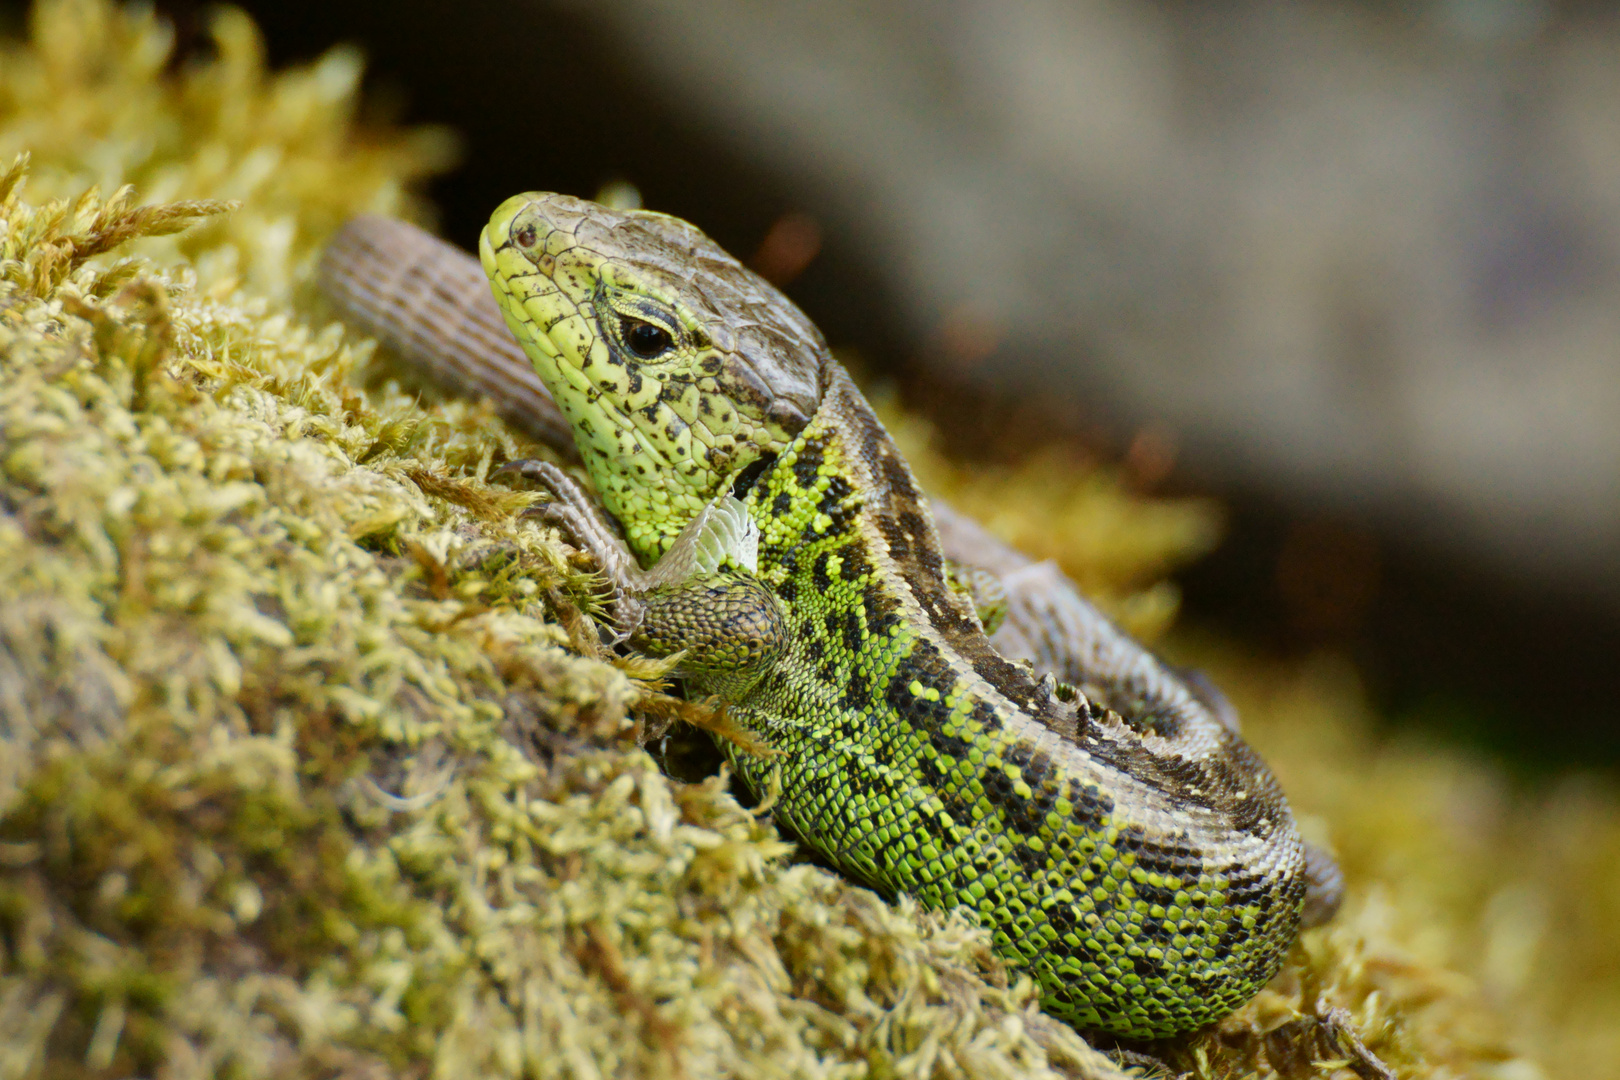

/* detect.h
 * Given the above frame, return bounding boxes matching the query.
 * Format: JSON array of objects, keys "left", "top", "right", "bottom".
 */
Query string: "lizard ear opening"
[{"left": 729, "top": 452, "right": 777, "bottom": 498}]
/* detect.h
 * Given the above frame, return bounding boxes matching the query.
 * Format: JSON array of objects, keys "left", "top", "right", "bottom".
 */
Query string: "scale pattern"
[
  {"left": 478, "top": 192, "right": 1309, "bottom": 1038},
  {"left": 711, "top": 368, "right": 1304, "bottom": 1035}
]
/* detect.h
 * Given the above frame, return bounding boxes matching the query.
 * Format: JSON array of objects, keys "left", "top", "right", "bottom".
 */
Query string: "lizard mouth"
[
  {"left": 483, "top": 191, "right": 823, "bottom": 419},
  {"left": 480, "top": 191, "right": 828, "bottom": 554},
  {"left": 479, "top": 193, "right": 580, "bottom": 370}
]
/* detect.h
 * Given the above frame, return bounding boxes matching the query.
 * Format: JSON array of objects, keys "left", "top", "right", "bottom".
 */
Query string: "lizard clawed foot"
[{"left": 496, "top": 458, "right": 645, "bottom": 638}]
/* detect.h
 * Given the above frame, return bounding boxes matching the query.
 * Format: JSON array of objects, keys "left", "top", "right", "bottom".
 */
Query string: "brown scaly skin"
[{"left": 466, "top": 192, "right": 1315, "bottom": 1039}]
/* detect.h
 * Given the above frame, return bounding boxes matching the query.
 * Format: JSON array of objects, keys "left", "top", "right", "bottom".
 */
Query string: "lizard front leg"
[
  {"left": 501, "top": 458, "right": 787, "bottom": 673},
  {"left": 634, "top": 573, "right": 787, "bottom": 674},
  {"left": 499, "top": 458, "right": 646, "bottom": 635}
]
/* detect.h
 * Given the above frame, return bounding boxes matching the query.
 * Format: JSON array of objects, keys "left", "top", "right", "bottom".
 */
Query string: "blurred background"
[{"left": 10, "top": 0, "right": 1617, "bottom": 767}]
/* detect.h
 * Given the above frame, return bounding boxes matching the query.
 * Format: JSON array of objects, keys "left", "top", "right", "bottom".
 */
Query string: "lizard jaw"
[{"left": 481, "top": 192, "right": 823, "bottom": 562}]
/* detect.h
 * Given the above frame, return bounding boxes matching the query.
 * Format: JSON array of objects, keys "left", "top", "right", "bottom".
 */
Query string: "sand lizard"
[{"left": 318, "top": 201, "right": 1339, "bottom": 1038}]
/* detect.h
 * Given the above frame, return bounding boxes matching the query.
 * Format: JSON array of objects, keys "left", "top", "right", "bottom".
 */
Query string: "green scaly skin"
[{"left": 480, "top": 192, "right": 1308, "bottom": 1039}]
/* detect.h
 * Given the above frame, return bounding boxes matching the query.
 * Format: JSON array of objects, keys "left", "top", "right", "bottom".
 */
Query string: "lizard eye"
[{"left": 622, "top": 317, "right": 675, "bottom": 359}]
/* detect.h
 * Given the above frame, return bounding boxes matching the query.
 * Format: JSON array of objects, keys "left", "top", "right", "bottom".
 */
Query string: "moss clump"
[
  {"left": 0, "top": 0, "right": 455, "bottom": 302},
  {"left": 0, "top": 2, "right": 1604, "bottom": 1078}
]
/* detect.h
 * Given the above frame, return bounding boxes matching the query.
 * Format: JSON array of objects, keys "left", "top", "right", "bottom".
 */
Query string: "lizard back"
[{"left": 715, "top": 361, "right": 1307, "bottom": 1037}]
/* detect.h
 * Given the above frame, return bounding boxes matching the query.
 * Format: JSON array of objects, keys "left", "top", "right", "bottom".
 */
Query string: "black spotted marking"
[
  {"left": 812, "top": 551, "right": 833, "bottom": 591},
  {"left": 861, "top": 584, "right": 904, "bottom": 639},
  {"left": 1131, "top": 707, "right": 1185, "bottom": 741},
  {"left": 1044, "top": 899, "right": 1078, "bottom": 932},
  {"left": 868, "top": 501, "right": 975, "bottom": 642},
  {"left": 1118, "top": 738, "right": 1277, "bottom": 839},
  {"left": 840, "top": 609, "right": 864, "bottom": 653},
  {"left": 1064, "top": 775, "right": 1115, "bottom": 832},
  {"left": 1213, "top": 916, "right": 1245, "bottom": 964},
  {"left": 879, "top": 515, "right": 911, "bottom": 560},
  {"left": 926, "top": 725, "right": 970, "bottom": 761},
  {"left": 1131, "top": 872, "right": 1182, "bottom": 914},
  {"left": 910, "top": 581, "right": 948, "bottom": 625},
  {"left": 1129, "top": 953, "right": 1166, "bottom": 981},
  {"left": 878, "top": 450, "right": 921, "bottom": 503},
  {"left": 1003, "top": 741, "right": 1058, "bottom": 800},
  {"left": 791, "top": 438, "right": 827, "bottom": 489},
  {"left": 880, "top": 638, "right": 954, "bottom": 733},
  {"left": 880, "top": 669, "right": 948, "bottom": 729},
  {"left": 997, "top": 745, "right": 1068, "bottom": 837},
  {"left": 823, "top": 499, "right": 860, "bottom": 532},
  {"left": 1059, "top": 929, "right": 1110, "bottom": 975},
  {"left": 981, "top": 765, "right": 1021, "bottom": 813},
  {"left": 843, "top": 666, "right": 870, "bottom": 710},
  {"left": 899, "top": 511, "right": 932, "bottom": 555},
  {"left": 702, "top": 370, "right": 1305, "bottom": 1034},
  {"left": 818, "top": 474, "right": 855, "bottom": 514},
  {"left": 961, "top": 699, "right": 1013, "bottom": 747},
  {"left": 829, "top": 391, "right": 1084, "bottom": 736},
  {"left": 917, "top": 751, "right": 946, "bottom": 787},
  {"left": 1149, "top": 751, "right": 1206, "bottom": 793},
  {"left": 777, "top": 578, "right": 799, "bottom": 603}
]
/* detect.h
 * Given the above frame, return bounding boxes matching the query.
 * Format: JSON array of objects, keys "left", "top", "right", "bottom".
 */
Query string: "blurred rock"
[{"left": 569, "top": 0, "right": 1620, "bottom": 607}]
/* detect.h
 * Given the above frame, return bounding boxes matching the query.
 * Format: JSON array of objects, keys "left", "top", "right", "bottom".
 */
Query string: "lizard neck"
[
  {"left": 585, "top": 358, "right": 835, "bottom": 569},
  {"left": 567, "top": 395, "right": 796, "bottom": 569},
  {"left": 754, "top": 364, "right": 1048, "bottom": 703}
]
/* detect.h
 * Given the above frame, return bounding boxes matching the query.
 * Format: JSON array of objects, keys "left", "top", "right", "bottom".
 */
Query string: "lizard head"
[{"left": 482, "top": 192, "right": 825, "bottom": 562}]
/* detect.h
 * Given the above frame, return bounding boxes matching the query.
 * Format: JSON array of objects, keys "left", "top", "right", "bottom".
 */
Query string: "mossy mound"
[{"left": 1, "top": 3, "right": 1606, "bottom": 1079}]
